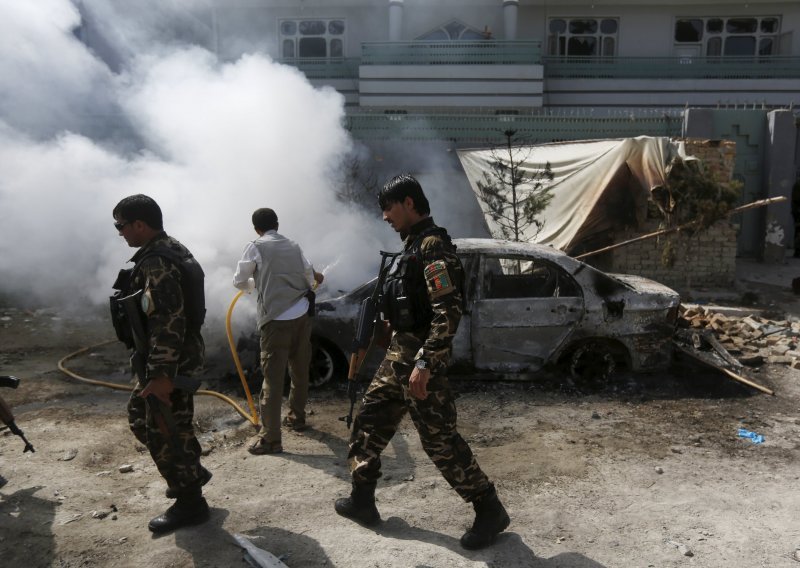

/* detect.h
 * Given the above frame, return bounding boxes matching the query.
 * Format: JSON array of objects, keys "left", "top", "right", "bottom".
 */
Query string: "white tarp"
[{"left": 457, "top": 136, "right": 694, "bottom": 253}]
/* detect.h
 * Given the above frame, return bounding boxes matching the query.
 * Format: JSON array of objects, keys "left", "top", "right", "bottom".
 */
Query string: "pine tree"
[{"left": 476, "top": 130, "right": 554, "bottom": 242}]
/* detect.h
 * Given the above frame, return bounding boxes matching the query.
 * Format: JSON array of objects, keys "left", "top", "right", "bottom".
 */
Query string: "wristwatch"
[{"left": 415, "top": 359, "right": 428, "bottom": 371}]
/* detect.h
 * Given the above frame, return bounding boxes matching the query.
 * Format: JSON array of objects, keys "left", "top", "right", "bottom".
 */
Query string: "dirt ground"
[{"left": 2, "top": 274, "right": 800, "bottom": 568}]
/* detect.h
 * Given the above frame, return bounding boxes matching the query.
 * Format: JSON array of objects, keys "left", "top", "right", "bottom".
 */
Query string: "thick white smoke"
[{"left": 0, "top": 0, "right": 394, "bottom": 332}]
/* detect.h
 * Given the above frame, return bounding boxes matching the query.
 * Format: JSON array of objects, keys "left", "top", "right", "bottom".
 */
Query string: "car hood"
[{"left": 607, "top": 273, "right": 680, "bottom": 301}]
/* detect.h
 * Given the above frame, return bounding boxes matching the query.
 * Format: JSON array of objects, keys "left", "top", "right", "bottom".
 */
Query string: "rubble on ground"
[{"left": 678, "top": 305, "right": 800, "bottom": 370}]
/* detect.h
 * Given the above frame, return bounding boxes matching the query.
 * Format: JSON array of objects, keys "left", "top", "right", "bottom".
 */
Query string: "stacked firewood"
[{"left": 679, "top": 305, "right": 800, "bottom": 369}]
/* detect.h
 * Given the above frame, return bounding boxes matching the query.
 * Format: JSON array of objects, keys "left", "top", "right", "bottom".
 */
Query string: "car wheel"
[
  {"left": 309, "top": 341, "right": 341, "bottom": 387},
  {"left": 569, "top": 341, "right": 616, "bottom": 387}
]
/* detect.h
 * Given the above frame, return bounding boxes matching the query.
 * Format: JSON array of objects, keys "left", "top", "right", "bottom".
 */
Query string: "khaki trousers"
[{"left": 258, "top": 314, "right": 312, "bottom": 443}]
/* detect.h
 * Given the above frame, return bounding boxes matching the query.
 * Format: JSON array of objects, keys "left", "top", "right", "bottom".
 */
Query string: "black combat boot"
[
  {"left": 334, "top": 482, "right": 380, "bottom": 526},
  {"left": 460, "top": 488, "right": 510, "bottom": 550},
  {"left": 148, "top": 492, "right": 210, "bottom": 534}
]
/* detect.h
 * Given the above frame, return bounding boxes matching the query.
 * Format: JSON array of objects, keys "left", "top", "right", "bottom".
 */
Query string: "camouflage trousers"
[
  {"left": 348, "top": 359, "right": 492, "bottom": 503},
  {"left": 127, "top": 381, "right": 205, "bottom": 497}
]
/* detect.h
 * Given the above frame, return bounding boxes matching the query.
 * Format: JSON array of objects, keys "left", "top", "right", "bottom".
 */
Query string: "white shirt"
[{"left": 233, "top": 230, "right": 316, "bottom": 321}]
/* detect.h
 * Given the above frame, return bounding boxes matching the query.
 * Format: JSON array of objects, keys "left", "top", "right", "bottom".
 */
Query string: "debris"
[
  {"left": 232, "top": 534, "right": 289, "bottom": 568},
  {"left": 677, "top": 305, "right": 798, "bottom": 376},
  {"left": 738, "top": 354, "right": 764, "bottom": 367},
  {"left": 60, "top": 513, "right": 83, "bottom": 525},
  {"left": 655, "top": 466, "right": 664, "bottom": 474},
  {"left": 738, "top": 428, "right": 765, "bottom": 444},
  {"left": 60, "top": 449, "right": 78, "bottom": 461},
  {"left": 667, "top": 540, "right": 694, "bottom": 557},
  {"left": 118, "top": 464, "right": 134, "bottom": 473},
  {"left": 91, "top": 510, "right": 110, "bottom": 519},
  {"left": 674, "top": 337, "right": 775, "bottom": 395},
  {"left": 96, "top": 471, "right": 111, "bottom": 477}
]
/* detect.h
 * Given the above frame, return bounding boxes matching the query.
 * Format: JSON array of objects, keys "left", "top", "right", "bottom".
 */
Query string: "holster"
[{"left": 306, "top": 289, "right": 316, "bottom": 317}]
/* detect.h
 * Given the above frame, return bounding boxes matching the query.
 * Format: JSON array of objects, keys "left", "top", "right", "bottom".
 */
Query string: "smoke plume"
[{"left": 0, "top": 0, "right": 394, "bottom": 332}]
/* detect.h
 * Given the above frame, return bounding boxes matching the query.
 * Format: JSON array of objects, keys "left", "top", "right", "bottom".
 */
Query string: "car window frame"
[{"left": 476, "top": 252, "right": 583, "bottom": 300}]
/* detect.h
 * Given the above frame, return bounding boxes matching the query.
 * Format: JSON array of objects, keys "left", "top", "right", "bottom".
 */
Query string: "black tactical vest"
[
  {"left": 381, "top": 225, "right": 453, "bottom": 332},
  {"left": 110, "top": 241, "right": 206, "bottom": 349}
]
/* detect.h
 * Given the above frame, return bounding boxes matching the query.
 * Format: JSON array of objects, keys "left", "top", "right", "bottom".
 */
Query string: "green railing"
[
  {"left": 279, "top": 57, "right": 360, "bottom": 79},
  {"left": 280, "top": 53, "right": 800, "bottom": 80},
  {"left": 344, "top": 112, "right": 682, "bottom": 143},
  {"left": 544, "top": 55, "right": 800, "bottom": 79},
  {"left": 361, "top": 41, "right": 542, "bottom": 65}
]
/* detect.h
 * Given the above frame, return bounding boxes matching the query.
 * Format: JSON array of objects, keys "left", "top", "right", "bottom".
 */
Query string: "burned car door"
[
  {"left": 450, "top": 253, "right": 478, "bottom": 367},
  {"left": 471, "top": 253, "right": 584, "bottom": 372}
]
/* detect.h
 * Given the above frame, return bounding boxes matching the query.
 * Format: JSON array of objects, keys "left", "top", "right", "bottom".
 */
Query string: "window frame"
[
  {"left": 479, "top": 253, "right": 582, "bottom": 300},
  {"left": 279, "top": 17, "right": 347, "bottom": 60},
  {"left": 547, "top": 17, "right": 619, "bottom": 57},
  {"left": 673, "top": 15, "right": 781, "bottom": 57}
]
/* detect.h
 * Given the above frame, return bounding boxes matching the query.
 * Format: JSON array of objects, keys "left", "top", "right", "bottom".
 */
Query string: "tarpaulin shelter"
[{"left": 457, "top": 136, "right": 695, "bottom": 255}]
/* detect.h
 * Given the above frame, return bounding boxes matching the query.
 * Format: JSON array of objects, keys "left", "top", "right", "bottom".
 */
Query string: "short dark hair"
[
  {"left": 112, "top": 194, "right": 163, "bottom": 230},
  {"left": 252, "top": 208, "right": 278, "bottom": 232},
  {"left": 378, "top": 174, "right": 430, "bottom": 215}
]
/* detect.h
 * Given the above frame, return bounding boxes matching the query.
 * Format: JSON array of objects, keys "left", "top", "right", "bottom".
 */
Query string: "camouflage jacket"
[
  {"left": 129, "top": 232, "right": 205, "bottom": 379},
  {"left": 385, "top": 217, "right": 463, "bottom": 372}
]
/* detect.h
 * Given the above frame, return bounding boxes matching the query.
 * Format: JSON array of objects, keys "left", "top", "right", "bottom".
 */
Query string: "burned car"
[{"left": 311, "top": 238, "right": 680, "bottom": 385}]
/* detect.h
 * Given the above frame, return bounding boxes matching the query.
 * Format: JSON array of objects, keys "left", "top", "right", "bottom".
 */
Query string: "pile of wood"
[{"left": 679, "top": 305, "right": 800, "bottom": 370}]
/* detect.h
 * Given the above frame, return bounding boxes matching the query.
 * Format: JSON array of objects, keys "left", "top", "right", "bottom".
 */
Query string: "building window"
[
  {"left": 280, "top": 18, "right": 346, "bottom": 59},
  {"left": 674, "top": 16, "right": 780, "bottom": 56},
  {"left": 547, "top": 18, "right": 618, "bottom": 56}
]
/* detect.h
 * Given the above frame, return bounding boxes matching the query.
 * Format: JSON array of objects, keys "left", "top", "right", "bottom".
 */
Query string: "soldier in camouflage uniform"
[
  {"left": 112, "top": 194, "right": 211, "bottom": 534},
  {"left": 335, "top": 174, "right": 510, "bottom": 550}
]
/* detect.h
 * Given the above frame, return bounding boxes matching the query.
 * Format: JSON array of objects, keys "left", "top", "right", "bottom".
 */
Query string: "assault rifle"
[
  {"left": 113, "top": 290, "right": 200, "bottom": 464},
  {"left": 114, "top": 289, "right": 200, "bottom": 394},
  {"left": 341, "top": 251, "right": 398, "bottom": 429},
  {"left": 0, "top": 376, "right": 35, "bottom": 453}
]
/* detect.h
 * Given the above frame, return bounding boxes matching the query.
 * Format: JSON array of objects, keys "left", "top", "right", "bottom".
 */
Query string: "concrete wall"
[{"left": 359, "top": 64, "right": 543, "bottom": 108}]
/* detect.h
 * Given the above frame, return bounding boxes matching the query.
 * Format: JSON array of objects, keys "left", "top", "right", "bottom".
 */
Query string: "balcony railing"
[
  {"left": 544, "top": 55, "right": 800, "bottom": 80},
  {"left": 279, "top": 57, "right": 360, "bottom": 79},
  {"left": 343, "top": 112, "right": 682, "bottom": 143},
  {"left": 280, "top": 53, "right": 800, "bottom": 81},
  {"left": 361, "top": 41, "right": 543, "bottom": 65}
]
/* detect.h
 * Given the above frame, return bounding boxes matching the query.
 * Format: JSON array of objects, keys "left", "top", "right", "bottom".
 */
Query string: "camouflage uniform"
[
  {"left": 125, "top": 232, "right": 207, "bottom": 497},
  {"left": 348, "top": 218, "right": 494, "bottom": 502}
]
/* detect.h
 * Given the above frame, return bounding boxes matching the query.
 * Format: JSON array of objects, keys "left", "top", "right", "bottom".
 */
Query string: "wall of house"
[
  {"left": 517, "top": 2, "right": 799, "bottom": 56},
  {"left": 610, "top": 220, "right": 738, "bottom": 290},
  {"left": 609, "top": 138, "right": 739, "bottom": 290}
]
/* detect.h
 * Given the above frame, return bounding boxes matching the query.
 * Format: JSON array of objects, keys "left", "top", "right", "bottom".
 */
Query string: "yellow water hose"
[
  {"left": 225, "top": 290, "right": 259, "bottom": 422},
  {"left": 57, "top": 292, "right": 260, "bottom": 426}
]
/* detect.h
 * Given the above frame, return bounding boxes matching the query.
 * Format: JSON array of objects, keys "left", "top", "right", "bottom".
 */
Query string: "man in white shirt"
[{"left": 233, "top": 208, "right": 323, "bottom": 454}]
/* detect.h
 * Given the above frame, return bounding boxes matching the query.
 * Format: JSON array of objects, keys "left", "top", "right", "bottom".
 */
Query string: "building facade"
[
  {"left": 211, "top": 0, "right": 800, "bottom": 113},
  {"left": 76, "top": 1, "right": 799, "bottom": 259}
]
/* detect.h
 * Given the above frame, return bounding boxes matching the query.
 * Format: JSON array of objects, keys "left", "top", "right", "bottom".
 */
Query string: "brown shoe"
[
  {"left": 282, "top": 416, "right": 309, "bottom": 432},
  {"left": 247, "top": 436, "right": 283, "bottom": 455}
]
